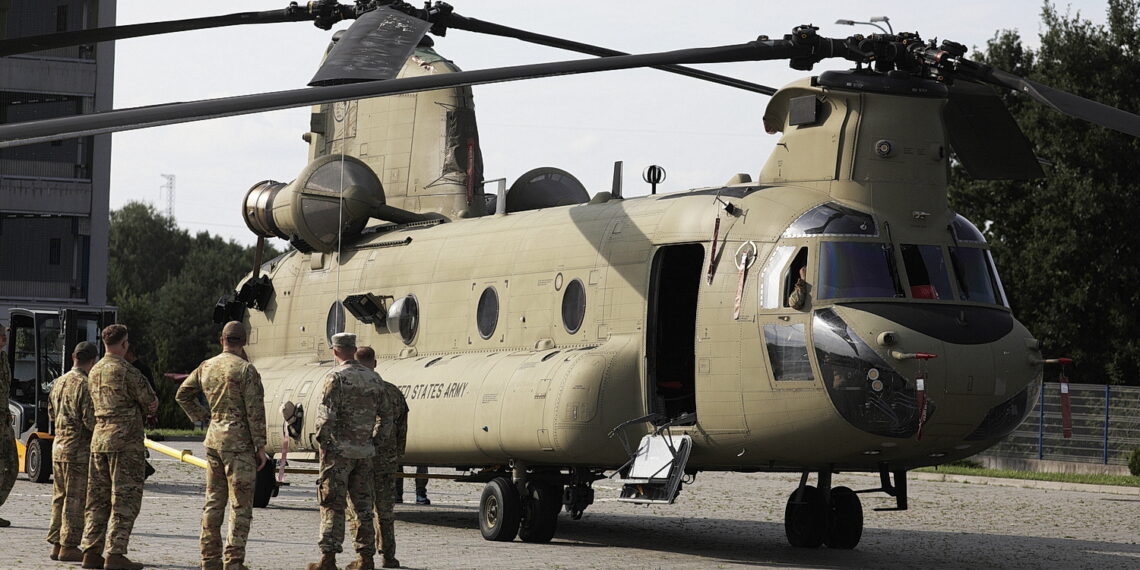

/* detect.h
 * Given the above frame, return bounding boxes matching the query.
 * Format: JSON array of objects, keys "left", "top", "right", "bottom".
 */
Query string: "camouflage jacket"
[
  {"left": 315, "top": 360, "right": 383, "bottom": 459},
  {"left": 0, "top": 350, "right": 10, "bottom": 421},
  {"left": 176, "top": 351, "right": 267, "bottom": 452},
  {"left": 373, "top": 378, "right": 409, "bottom": 470},
  {"left": 88, "top": 353, "right": 158, "bottom": 453},
  {"left": 48, "top": 368, "right": 95, "bottom": 463}
]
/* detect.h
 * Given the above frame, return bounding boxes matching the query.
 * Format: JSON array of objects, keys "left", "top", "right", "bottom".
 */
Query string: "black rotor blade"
[
  {"left": 444, "top": 13, "right": 776, "bottom": 95},
  {"left": 976, "top": 67, "right": 1140, "bottom": 138},
  {"left": 1, "top": 39, "right": 825, "bottom": 149},
  {"left": 944, "top": 81, "right": 1044, "bottom": 180},
  {"left": 309, "top": 7, "right": 432, "bottom": 86},
  {"left": 0, "top": 6, "right": 321, "bottom": 57}
]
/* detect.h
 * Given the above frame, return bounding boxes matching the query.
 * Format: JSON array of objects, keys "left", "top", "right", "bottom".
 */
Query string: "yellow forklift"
[{"left": 6, "top": 307, "right": 116, "bottom": 482}]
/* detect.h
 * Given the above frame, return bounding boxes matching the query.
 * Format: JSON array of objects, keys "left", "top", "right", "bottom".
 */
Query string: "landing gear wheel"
[
  {"left": 518, "top": 482, "right": 562, "bottom": 543},
  {"left": 479, "top": 477, "right": 521, "bottom": 541},
  {"left": 253, "top": 457, "right": 277, "bottom": 508},
  {"left": 25, "top": 436, "right": 52, "bottom": 483},
  {"left": 784, "top": 485, "right": 826, "bottom": 548},
  {"left": 825, "top": 486, "right": 863, "bottom": 549}
]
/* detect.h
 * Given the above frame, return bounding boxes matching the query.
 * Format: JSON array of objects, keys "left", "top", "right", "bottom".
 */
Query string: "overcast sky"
[{"left": 108, "top": 0, "right": 1110, "bottom": 246}]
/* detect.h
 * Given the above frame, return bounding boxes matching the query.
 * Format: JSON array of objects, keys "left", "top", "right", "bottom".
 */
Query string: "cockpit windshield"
[
  {"left": 949, "top": 246, "right": 1005, "bottom": 305},
  {"left": 784, "top": 203, "right": 877, "bottom": 238},
  {"left": 901, "top": 244, "right": 954, "bottom": 300},
  {"left": 818, "top": 241, "right": 903, "bottom": 299}
]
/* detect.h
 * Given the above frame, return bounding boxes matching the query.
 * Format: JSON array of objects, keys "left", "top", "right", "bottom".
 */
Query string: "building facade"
[{"left": 0, "top": 0, "right": 115, "bottom": 324}]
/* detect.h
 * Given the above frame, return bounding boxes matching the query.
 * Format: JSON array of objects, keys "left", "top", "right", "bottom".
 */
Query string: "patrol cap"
[
  {"left": 73, "top": 341, "right": 98, "bottom": 362},
  {"left": 331, "top": 332, "right": 356, "bottom": 349},
  {"left": 222, "top": 321, "right": 247, "bottom": 343}
]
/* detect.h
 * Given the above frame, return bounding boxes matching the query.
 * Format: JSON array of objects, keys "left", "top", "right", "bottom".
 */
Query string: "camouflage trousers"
[
  {"left": 201, "top": 448, "right": 257, "bottom": 567},
  {"left": 0, "top": 420, "right": 15, "bottom": 510},
  {"left": 349, "top": 458, "right": 396, "bottom": 559},
  {"left": 47, "top": 461, "right": 90, "bottom": 547},
  {"left": 80, "top": 450, "right": 146, "bottom": 556},
  {"left": 317, "top": 454, "right": 375, "bottom": 555}
]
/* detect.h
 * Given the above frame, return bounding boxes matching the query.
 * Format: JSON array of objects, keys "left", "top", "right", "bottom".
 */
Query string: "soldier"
[
  {"left": 355, "top": 346, "right": 408, "bottom": 569},
  {"left": 309, "top": 333, "right": 384, "bottom": 570},
  {"left": 0, "top": 326, "right": 15, "bottom": 528},
  {"left": 176, "top": 321, "right": 268, "bottom": 570},
  {"left": 47, "top": 341, "right": 99, "bottom": 561},
  {"left": 79, "top": 324, "right": 158, "bottom": 570}
]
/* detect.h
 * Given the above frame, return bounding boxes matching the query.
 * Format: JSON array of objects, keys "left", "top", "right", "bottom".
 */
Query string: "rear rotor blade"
[
  {"left": 0, "top": 6, "right": 323, "bottom": 57},
  {"left": 980, "top": 67, "right": 1140, "bottom": 137},
  {"left": 1, "top": 40, "right": 803, "bottom": 149},
  {"left": 308, "top": 7, "right": 432, "bottom": 86},
  {"left": 444, "top": 13, "right": 776, "bottom": 95}
]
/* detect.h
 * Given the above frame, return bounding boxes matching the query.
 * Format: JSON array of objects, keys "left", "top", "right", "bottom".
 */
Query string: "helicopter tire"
[
  {"left": 784, "top": 485, "right": 826, "bottom": 548},
  {"left": 517, "top": 481, "right": 562, "bottom": 543},
  {"left": 824, "top": 486, "right": 863, "bottom": 549},
  {"left": 253, "top": 457, "right": 277, "bottom": 508},
  {"left": 479, "top": 477, "right": 521, "bottom": 542},
  {"left": 25, "top": 436, "right": 53, "bottom": 484}
]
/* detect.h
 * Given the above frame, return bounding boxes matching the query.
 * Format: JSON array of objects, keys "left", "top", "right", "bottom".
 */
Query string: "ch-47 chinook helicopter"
[{"left": 4, "top": 0, "right": 1140, "bottom": 551}]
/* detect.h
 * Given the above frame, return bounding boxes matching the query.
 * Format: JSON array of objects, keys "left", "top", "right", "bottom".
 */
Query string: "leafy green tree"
[
  {"left": 107, "top": 202, "right": 190, "bottom": 300},
  {"left": 950, "top": 1, "right": 1140, "bottom": 384}
]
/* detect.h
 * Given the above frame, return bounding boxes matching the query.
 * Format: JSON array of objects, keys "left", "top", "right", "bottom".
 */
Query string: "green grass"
[
  {"left": 915, "top": 464, "right": 1140, "bottom": 487},
  {"left": 148, "top": 428, "right": 206, "bottom": 438}
]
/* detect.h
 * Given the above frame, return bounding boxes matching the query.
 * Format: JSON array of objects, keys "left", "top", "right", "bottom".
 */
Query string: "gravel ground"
[{"left": 0, "top": 439, "right": 1136, "bottom": 569}]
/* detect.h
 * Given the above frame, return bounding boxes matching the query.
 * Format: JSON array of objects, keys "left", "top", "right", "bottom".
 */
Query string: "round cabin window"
[
  {"left": 476, "top": 287, "right": 499, "bottom": 339},
  {"left": 386, "top": 295, "right": 419, "bottom": 345},
  {"left": 326, "top": 300, "right": 345, "bottom": 346},
  {"left": 561, "top": 278, "right": 586, "bottom": 334}
]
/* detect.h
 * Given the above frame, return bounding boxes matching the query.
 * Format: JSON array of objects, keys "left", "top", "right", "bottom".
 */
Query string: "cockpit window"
[
  {"left": 949, "top": 246, "right": 1001, "bottom": 304},
  {"left": 951, "top": 214, "right": 987, "bottom": 243},
  {"left": 783, "top": 203, "right": 877, "bottom": 238},
  {"left": 901, "top": 244, "right": 953, "bottom": 300},
  {"left": 818, "top": 241, "right": 903, "bottom": 299}
]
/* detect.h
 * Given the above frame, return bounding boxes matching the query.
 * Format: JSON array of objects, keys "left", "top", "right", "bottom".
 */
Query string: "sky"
[{"left": 107, "top": 0, "right": 1111, "bottom": 246}]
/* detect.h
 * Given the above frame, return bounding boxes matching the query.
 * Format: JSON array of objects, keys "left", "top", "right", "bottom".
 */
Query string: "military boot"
[
  {"left": 51, "top": 543, "right": 61, "bottom": 560},
  {"left": 59, "top": 546, "right": 85, "bottom": 562},
  {"left": 103, "top": 553, "right": 145, "bottom": 570},
  {"left": 201, "top": 559, "right": 223, "bottom": 570},
  {"left": 346, "top": 555, "right": 375, "bottom": 570},
  {"left": 80, "top": 549, "right": 104, "bottom": 569},
  {"left": 381, "top": 556, "right": 400, "bottom": 569},
  {"left": 306, "top": 553, "right": 336, "bottom": 570}
]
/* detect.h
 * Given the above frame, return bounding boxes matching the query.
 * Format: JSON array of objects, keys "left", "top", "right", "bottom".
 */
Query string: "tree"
[
  {"left": 107, "top": 201, "right": 280, "bottom": 427},
  {"left": 949, "top": 1, "right": 1140, "bottom": 384}
]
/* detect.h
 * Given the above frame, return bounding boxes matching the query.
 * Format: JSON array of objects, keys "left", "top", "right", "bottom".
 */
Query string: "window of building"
[{"left": 49, "top": 238, "right": 61, "bottom": 265}]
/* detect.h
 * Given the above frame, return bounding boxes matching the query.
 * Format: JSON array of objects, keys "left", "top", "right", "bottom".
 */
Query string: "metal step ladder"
[{"left": 610, "top": 412, "right": 694, "bottom": 504}]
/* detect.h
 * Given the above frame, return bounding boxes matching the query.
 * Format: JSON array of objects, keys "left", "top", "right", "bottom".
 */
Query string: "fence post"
[
  {"left": 1103, "top": 384, "right": 1111, "bottom": 465},
  {"left": 1038, "top": 382, "right": 1045, "bottom": 460}
]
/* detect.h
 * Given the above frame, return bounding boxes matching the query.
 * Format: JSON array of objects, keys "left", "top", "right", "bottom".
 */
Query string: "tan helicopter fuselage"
[{"left": 241, "top": 50, "right": 1042, "bottom": 475}]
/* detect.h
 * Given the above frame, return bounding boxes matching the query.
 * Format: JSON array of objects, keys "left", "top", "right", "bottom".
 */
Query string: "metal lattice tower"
[{"left": 159, "top": 174, "right": 175, "bottom": 218}]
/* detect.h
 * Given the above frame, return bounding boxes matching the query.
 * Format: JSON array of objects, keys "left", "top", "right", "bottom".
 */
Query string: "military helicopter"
[{"left": 4, "top": 0, "right": 1140, "bottom": 551}]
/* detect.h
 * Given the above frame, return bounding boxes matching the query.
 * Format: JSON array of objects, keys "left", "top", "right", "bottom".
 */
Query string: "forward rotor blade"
[
  {"left": 444, "top": 13, "right": 776, "bottom": 95},
  {"left": 308, "top": 7, "right": 432, "bottom": 86},
  {"left": 1, "top": 41, "right": 806, "bottom": 149},
  {"left": 984, "top": 68, "right": 1140, "bottom": 137},
  {"left": 0, "top": 6, "right": 320, "bottom": 57}
]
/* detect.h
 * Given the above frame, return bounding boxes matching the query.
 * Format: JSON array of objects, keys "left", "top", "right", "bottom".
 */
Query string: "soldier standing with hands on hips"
[
  {"left": 47, "top": 341, "right": 99, "bottom": 562},
  {"left": 177, "top": 321, "right": 268, "bottom": 570},
  {"left": 309, "top": 333, "right": 385, "bottom": 570},
  {"left": 80, "top": 324, "right": 158, "bottom": 570}
]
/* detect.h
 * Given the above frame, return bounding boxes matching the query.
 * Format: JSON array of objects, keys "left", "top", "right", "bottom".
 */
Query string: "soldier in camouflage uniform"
[
  {"left": 80, "top": 324, "right": 158, "bottom": 570},
  {"left": 354, "top": 346, "right": 408, "bottom": 569},
  {"left": 177, "top": 321, "right": 268, "bottom": 570},
  {"left": 309, "top": 333, "right": 385, "bottom": 570},
  {"left": 0, "top": 326, "right": 15, "bottom": 529},
  {"left": 47, "top": 341, "right": 99, "bottom": 562}
]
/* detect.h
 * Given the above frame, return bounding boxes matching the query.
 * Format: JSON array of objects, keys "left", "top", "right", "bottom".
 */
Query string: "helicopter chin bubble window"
[
  {"left": 476, "top": 287, "right": 499, "bottom": 340},
  {"left": 561, "top": 278, "right": 586, "bottom": 334},
  {"left": 326, "top": 300, "right": 346, "bottom": 346},
  {"left": 386, "top": 295, "right": 419, "bottom": 345}
]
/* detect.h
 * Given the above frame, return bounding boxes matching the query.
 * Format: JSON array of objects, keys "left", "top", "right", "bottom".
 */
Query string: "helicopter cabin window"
[
  {"left": 759, "top": 245, "right": 796, "bottom": 309},
  {"left": 783, "top": 202, "right": 877, "bottom": 238},
  {"left": 817, "top": 241, "right": 902, "bottom": 300},
  {"left": 763, "top": 323, "right": 814, "bottom": 382},
  {"left": 901, "top": 244, "right": 953, "bottom": 300},
  {"left": 326, "top": 301, "right": 345, "bottom": 346},
  {"left": 476, "top": 287, "right": 499, "bottom": 339},
  {"left": 561, "top": 279, "right": 586, "bottom": 334},
  {"left": 949, "top": 246, "right": 1004, "bottom": 305},
  {"left": 783, "top": 248, "right": 808, "bottom": 307}
]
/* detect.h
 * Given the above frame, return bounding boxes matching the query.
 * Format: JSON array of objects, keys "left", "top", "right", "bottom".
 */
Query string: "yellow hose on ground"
[{"left": 145, "top": 438, "right": 208, "bottom": 469}]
